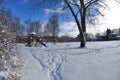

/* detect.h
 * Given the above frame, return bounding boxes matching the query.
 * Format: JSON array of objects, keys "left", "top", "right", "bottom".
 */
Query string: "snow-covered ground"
[{"left": 19, "top": 41, "right": 120, "bottom": 80}]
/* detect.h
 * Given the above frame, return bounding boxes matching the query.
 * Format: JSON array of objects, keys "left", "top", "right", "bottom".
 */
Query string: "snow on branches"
[{"left": 0, "top": 22, "right": 23, "bottom": 80}]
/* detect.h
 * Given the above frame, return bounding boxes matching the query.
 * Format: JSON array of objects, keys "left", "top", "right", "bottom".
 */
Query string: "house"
[
  {"left": 92, "top": 33, "right": 120, "bottom": 41},
  {"left": 108, "top": 34, "right": 120, "bottom": 40}
]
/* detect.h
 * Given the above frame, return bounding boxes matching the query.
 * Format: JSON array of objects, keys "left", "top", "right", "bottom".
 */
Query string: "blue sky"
[
  {"left": 6, "top": 0, "right": 73, "bottom": 23},
  {"left": 6, "top": 0, "right": 45, "bottom": 22},
  {"left": 5, "top": 0, "right": 120, "bottom": 37}
]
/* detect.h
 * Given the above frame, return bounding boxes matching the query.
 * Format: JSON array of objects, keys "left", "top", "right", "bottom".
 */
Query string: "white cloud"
[
  {"left": 56, "top": 8, "right": 66, "bottom": 14},
  {"left": 44, "top": 8, "right": 66, "bottom": 15},
  {"left": 96, "top": 0, "right": 120, "bottom": 32},
  {"left": 59, "top": 22, "right": 100, "bottom": 37},
  {"left": 44, "top": 9, "right": 54, "bottom": 15},
  {"left": 20, "top": 0, "right": 29, "bottom": 4},
  {"left": 59, "top": 22, "right": 79, "bottom": 37},
  {"left": 60, "top": 1, "right": 65, "bottom": 6}
]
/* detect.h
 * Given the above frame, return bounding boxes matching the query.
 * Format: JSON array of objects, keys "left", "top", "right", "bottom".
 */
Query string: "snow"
[
  {"left": 29, "top": 32, "right": 37, "bottom": 35},
  {"left": 19, "top": 41, "right": 120, "bottom": 80}
]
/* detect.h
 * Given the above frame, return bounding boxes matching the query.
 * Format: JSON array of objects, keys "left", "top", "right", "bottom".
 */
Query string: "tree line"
[{"left": 24, "top": 14, "right": 59, "bottom": 43}]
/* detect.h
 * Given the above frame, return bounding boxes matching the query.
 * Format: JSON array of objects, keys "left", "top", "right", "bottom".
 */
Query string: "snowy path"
[
  {"left": 29, "top": 49, "right": 67, "bottom": 80},
  {"left": 19, "top": 41, "right": 120, "bottom": 80},
  {"left": 19, "top": 44, "right": 69, "bottom": 80}
]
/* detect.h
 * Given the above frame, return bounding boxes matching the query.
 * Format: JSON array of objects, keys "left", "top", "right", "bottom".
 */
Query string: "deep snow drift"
[{"left": 19, "top": 41, "right": 120, "bottom": 80}]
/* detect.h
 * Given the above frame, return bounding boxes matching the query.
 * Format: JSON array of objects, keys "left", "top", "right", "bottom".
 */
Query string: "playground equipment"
[{"left": 26, "top": 32, "right": 48, "bottom": 47}]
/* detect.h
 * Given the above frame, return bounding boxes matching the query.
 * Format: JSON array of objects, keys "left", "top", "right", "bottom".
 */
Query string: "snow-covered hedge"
[{"left": 0, "top": 22, "right": 23, "bottom": 80}]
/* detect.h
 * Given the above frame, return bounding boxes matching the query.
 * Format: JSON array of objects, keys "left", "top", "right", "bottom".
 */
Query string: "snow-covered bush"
[{"left": 0, "top": 22, "right": 23, "bottom": 80}]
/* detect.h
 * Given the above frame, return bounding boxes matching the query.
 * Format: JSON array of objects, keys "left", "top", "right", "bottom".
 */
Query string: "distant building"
[
  {"left": 92, "top": 33, "right": 120, "bottom": 41},
  {"left": 108, "top": 34, "right": 120, "bottom": 40}
]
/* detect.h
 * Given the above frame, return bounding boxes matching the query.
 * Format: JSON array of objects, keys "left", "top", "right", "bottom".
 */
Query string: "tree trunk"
[
  {"left": 65, "top": 0, "right": 86, "bottom": 47},
  {"left": 81, "top": 13, "right": 86, "bottom": 33},
  {"left": 80, "top": 5, "right": 86, "bottom": 47},
  {"left": 80, "top": 11, "right": 86, "bottom": 47},
  {"left": 80, "top": 32, "right": 86, "bottom": 47}
]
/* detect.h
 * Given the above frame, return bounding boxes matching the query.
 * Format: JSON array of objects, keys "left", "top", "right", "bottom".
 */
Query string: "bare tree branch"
[{"left": 86, "top": 0, "right": 99, "bottom": 9}]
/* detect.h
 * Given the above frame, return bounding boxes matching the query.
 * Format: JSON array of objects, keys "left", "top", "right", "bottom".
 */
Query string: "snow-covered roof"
[
  {"left": 1, "top": 30, "right": 5, "bottom": 33},
  {"left": 116, "top": 36, "right": 120, "bottom": 38},
  {"left": 29, "top": 32, "right": 36, "bottom": 35}
]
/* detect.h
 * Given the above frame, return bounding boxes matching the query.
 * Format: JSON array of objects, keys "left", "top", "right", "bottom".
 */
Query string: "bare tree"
[
  {"left": 43, "top": 22, "right": 52, "bottom": 36},
  {"left": 49, "top": 14, "right": 59, "bottom": 42},
  {"left": 115, "top": 0, "right": 120, "bottom": 3},
  {"left": 31, "top": 20, "right": 42, "bottom": 36},
  {"left": 25, "top": 19, "right": 32, "bottom": 34},
  {"left": 0, "top": 22, "right": 22, "bottom": 80},
  {"left": 27, "top": 26, "right": 34, "bottom": 34},
  {"left": 43, "top": 14, "right": 59, "bottom": 42},
  {"left": 65, "top": 0, "right": 107, "bottom": 47},
  {"left": 0, "top": 15, "right": 22, "bottom": 80},
  {"left": 9, "top": 17, "right": 21, "bottom": 35},
  {"left": 25, "top": 19, "right": 42, "bottom": 36},
  {"left": 0, "top": 1, "right": 23, "bottom": 79},
  {"left": 25, "top": 19, "right": 34, "bottom": 34},
  {"left": 0, "top": 0, "right": 7, "bottom": 25},
  {"left": 18, "top": 24, "right": 25, "bottom": 36},
  {"left": 34, "top": 0, "right": 106, "bottom": 47},
  {"left": 0, "top": 0, "right": 5, "bottom": 12}
]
